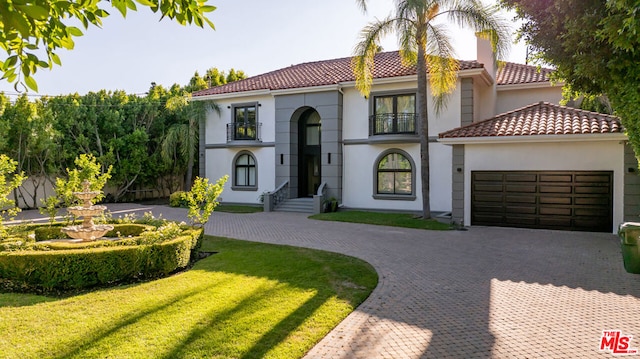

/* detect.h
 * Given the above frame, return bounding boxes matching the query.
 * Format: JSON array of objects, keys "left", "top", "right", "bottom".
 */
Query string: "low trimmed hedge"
[
  {"left": 0, "top": 227, "right": 203, "bottom": 291},
  {"left": 33, "top": 224, "right": 152, "bottom": 242}
]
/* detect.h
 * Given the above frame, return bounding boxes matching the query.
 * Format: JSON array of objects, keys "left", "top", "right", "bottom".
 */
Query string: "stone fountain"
[{"left": 61, "top": 180, "right": 114, "bottom": 241}]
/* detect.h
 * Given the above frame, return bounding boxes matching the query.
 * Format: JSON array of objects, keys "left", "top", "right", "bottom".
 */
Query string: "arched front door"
[{"left": 298, "top": 109, "right": 321, "bottom": 197}]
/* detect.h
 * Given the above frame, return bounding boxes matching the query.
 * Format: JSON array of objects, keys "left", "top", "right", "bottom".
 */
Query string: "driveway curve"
[{"left": 16, "top": 204, "right": 640, "bottom": 358}]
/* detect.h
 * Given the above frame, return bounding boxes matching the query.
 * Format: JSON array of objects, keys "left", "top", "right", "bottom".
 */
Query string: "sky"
[{"left": 0, "top": 0, "right": 528, "bottom": 98}]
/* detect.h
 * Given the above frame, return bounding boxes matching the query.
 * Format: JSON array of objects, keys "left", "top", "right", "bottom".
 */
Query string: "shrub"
[
  {"left": 34, "top": 226, "right": 69, "bottom": 241},
  {"left": 104, "top": 224, "right": 151, "bottom": 238},
  {"left": 0, "top": 227, "right": 203, "bottom": 291},
  {"left": 169, "top": 191, "right": 187, "bottom": 207},
  {"left": 183, "top": 176, "right": 228, "bottom": 226}
]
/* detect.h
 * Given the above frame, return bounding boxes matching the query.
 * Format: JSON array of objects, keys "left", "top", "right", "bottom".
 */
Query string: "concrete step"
[{"left": 274, "top": 198, "right": 314, "bottom": 213}]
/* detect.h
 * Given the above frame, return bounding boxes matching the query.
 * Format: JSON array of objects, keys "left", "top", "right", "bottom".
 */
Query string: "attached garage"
[
  {"left": 471, "top": 171, "right": 613, "bottom": 232},
  {"left": 439, "top": 102, "right": 630, "bottom": 233}
]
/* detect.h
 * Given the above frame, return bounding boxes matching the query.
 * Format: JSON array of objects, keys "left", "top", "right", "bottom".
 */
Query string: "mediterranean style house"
[{"left": 192, "top": 38, "right": 639, "bottom": 233}]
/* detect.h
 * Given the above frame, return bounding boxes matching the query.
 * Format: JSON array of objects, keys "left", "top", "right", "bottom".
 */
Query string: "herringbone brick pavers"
[{"left": 15, "top": 204, "right": 640, "bottom": 358}]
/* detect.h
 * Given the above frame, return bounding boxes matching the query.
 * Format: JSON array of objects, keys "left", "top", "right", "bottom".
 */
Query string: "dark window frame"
[
  {"left": 372, "top": 148, "right": 416, "bottom": 201},
  {"left": 232, "top": 150, "right": 258, "bottom": 191},
  {"left": 370, "top": 92, "right": 417, "bottom": 135},
  {"left": 230, "top": 102, "right": 259, "bottom": 141}
]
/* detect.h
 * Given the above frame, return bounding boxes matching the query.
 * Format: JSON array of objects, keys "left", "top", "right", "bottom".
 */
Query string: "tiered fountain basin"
[
  {"left": 60, "top": 223, "right": 114, "bottom": 241},
  {"left": 60, "top": 185, "right": 113, "bottom": 241}
]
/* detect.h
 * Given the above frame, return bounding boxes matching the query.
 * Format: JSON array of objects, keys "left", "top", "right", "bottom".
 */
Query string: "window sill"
[
  {"left": 232, "top": 186, "right": 258, "bottom": 192},
  {"left": 367, "top": 133, "right": 420, "bottom": 144},
  {"left": 227, "top": 140, "right": 262, "bottom": 146},
  {"left": 372, "top": 194, "right": 416, "bottom": 201}
]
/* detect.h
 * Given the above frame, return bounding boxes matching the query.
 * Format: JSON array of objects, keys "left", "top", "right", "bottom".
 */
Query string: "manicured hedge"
[
  {"left": 0, "top": 228, "right": 203, "bottom": 291},
  {"left": 33, "top": 224, "right": 152, "bottom": 242}
]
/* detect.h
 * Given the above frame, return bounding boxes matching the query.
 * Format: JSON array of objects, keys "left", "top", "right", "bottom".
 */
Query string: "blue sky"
[{"left": 0, "top": 0, "right": 527, "bottom": 97}]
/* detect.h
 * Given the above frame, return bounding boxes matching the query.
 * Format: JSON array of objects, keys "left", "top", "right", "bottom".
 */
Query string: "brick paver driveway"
[{"left": 18, "top": 204, "right": 640, "bottom": 358}]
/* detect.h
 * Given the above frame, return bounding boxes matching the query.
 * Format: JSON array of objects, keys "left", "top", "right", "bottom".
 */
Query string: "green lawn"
[
  {"left": 309, "top": 210, "right": 453, "bottom": 230},
  {"left": 215, "top": 204, "right": 264, "bottom": 213},
  {"left": 0, "top": 236, "right": 377, "bottom": 359}
]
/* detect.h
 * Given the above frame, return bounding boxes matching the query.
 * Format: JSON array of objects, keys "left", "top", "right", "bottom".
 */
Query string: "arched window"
[
  {"left": 373, "top": 149, "right": 416, "bottom": 200},
  {"left": 232, "top": 151, "right": 257, "bottom": 190}
]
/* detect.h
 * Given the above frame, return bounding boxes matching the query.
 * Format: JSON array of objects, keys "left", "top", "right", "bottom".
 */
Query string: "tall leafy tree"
[
  {"left": 225, "top": 68, "right": 246, "bottom": 83},
  {"left": 353, "top": 0, "right": 509, "bottom": 219},
  {"left": 186, "top": 67, "right": 248, "bottom": 91},
  {"left": 500, "top": 0, "right": 640, "bottom": 162},
  {"left": 0, "top": 0, "right": 216, "bottom": 91},
  {"left": 0, "top": 94, "right": 57, "bottom": 208}
]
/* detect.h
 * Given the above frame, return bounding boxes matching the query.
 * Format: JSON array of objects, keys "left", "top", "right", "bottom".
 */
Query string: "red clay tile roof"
[
  {"left": 496, "top": 62, "right": 554, "bottom": 85},
  {"left": 192, "top": 51, "right": 554, "bottom": 97},
  {"left": 439, "top": 102, "right": 622, "bottom": 139},
  {"left": 193, "top": 51, "right": 483, "bottom": 97}
]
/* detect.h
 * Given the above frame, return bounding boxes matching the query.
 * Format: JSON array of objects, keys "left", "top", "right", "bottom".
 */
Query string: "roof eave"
[
  {"left": 458, "top": 68, "right": 494, "bottom": 86},
  {"left": 339, "top": 75, "right": 418, "bottom": 88},
  {"left": 497, "top": 81, "right": 564, "bottom": 91},
  {"left": 438, "top": 132, "right": 627, "bottom": 145},
  {"left": 270, "top": 84, "right": 343, "bottom": 95},
  {"left": 191, "top": 89, "right": 272, "bottom": 101}
]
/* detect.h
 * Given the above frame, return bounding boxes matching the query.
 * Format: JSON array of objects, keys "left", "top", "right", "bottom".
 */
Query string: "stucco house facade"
[{"left": 192, "top": 39, "right": 639, "bottom": 233}]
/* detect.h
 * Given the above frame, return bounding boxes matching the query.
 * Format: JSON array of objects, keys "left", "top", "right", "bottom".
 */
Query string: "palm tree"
[
  {"left": 353, "top": 0, "right": 509, "bottom": 219},
  {"left": 161, "top": 96, "right": 215, "bottom": 191}
]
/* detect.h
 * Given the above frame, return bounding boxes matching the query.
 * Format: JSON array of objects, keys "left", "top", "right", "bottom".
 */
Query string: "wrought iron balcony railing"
[
  {"left": 369, "top": 113, "right": 416, "bottom": 136},
  {"left": 227, "top": 122, "right": 262, "bottom": 142}
]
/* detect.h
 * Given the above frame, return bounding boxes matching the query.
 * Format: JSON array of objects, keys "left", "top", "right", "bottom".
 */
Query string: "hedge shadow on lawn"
[{"left": 0, "top": 292, "right": 60, "bottom": 308}]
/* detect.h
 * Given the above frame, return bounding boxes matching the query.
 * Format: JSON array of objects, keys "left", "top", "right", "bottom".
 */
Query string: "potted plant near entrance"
[{"left": 324, "top": 197, "right": 338, "bottom": 213}]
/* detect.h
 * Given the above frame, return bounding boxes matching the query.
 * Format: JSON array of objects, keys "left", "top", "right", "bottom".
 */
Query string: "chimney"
[
  {"left": 476, "top": 34, "right": 497, "bottom": 81},
  {"left": 476, "top": 33, "right": 497, "bottom": 119}
]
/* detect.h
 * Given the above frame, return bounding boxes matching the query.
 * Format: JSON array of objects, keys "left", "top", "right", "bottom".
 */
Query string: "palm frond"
[
  {"left": 425, "top": 22, "right": 459, "bottom": 113},
  {"left": 352, "top": 17, "right": 398, "bottom": 97},
  {"left": 160, "top": 123, "right": 192, "bottom": 165},
  {"left": 438, "top": 0, "right": 511, "bottom": 61},
  {"left": 355, "top": 0, "right": 368, "bottom": 13},
  {"left": 392, "top": 15, "right": 418, "bottom": 66}
]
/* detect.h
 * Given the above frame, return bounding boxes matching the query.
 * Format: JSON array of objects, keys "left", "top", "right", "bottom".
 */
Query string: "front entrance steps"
[{"left": 274, "top": 197, "right": 314, "bottom": 213}]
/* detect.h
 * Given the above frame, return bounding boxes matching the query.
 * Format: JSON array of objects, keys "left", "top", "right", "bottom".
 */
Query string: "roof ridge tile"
[
  {"left": 192, "top": 51, "right": 549, "bottom": 97},
  {"left": 439, "top": 102, "right": 623, "bottom": 139}
]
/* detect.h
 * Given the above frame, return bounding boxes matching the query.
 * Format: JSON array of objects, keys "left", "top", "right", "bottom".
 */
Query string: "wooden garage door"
[{"left": 471, "top": 171, "right": 613, "bottom": 232}]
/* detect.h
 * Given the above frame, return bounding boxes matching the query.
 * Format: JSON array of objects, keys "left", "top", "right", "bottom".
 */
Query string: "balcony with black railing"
[
  {"left": 227, "top": 122, "right": 262, "bottom": 142},
  {"left": 369, "top": 113, "right": 417, "bottom": 136}
]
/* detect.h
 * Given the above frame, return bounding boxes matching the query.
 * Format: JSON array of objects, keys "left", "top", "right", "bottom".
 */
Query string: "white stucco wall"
[
  {"left": 205, "top": 147, "right": 275, "bottom": 204},
  {"left": 205, "top": 95, "right": 276, "bottom": 145},
  {"left": 463, "top": 139, "right": 625, "bottom": 232},
  {"left": 342, "top": 142, "right": 452, "bottom": 213},
  {"left": 496, "top": 85, "right": 563, "bottom": 115},
  {"left": 339, "top": 79, "right": 460, "bottom": 213},
  {"left": 342, "top": 81, "right": 462, "bottom": 140}
]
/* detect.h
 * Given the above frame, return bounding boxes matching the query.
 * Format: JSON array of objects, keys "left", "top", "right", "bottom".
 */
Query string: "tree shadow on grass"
[
  {"left": 41, "top": 276, "right": 237, "bottom": 359},
  {"left": 156, "top": 237, "right": 377, "bottom": 359},
  {"left": 159, "top": 285, "right": 327, "bottom": 359}
]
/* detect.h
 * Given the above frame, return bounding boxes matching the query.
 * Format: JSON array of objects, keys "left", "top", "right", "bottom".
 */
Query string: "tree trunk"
[
  {"left": 417, "top": 35, "right": 431, "bottom": 219},
  {"left": 185, "top": 157, "right": 193, "bottom": 192}
]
